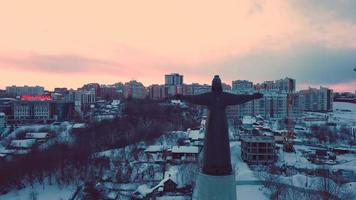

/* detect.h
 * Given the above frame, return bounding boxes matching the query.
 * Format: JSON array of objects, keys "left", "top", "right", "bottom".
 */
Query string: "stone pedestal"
[{"left": 193, "top": 172, "right": 236, "bottom": 200}]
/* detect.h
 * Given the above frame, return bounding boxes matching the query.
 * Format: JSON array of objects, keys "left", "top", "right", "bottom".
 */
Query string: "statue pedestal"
[{"left": 193, "top": 172, "right": 236, "bottom": 200}]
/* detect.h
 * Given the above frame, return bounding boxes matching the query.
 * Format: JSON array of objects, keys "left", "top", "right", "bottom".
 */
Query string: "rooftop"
[
  {"left": 241, "top": 135, "right": 274, "bottom": 143},
  {"left": 171, "top": 146, "right": 199, "bottom": 154},
  {"left": 145, "top": 145, "right": 166, "bottom": 153}
]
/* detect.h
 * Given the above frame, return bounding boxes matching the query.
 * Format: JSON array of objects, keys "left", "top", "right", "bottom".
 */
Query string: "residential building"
[
  {"left": 82, "top": 83, "right": 101, "bottom": 97},
  {"left": 100, "top": 85, "right": 119, "bottom": 100},
  {"left": 232, "top": 80, "right": 253, "bottom": 93},
  {"left": 6, "top": 85, "right": 44, "bottom": 96},
  {"left": 124, "top": 80, "right": 147, "bottom": 99},
  {"left": 241, "top": 135, "right": 276, "bottom": 165},
  {"left": 254, "top": 77, "right": 295, "bottom": 93},
  {"left": 165, "top": 73, "right": 183, "bottom": 85},
  {"left": 299, "top": 87, "right": 333, "bottom": 112},
  {"left": 13, "top": 100, "right": 51, "bottom": 120}
]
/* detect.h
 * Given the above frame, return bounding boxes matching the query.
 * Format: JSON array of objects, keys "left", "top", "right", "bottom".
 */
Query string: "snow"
[
  {"left": 171, "top": 146, "right": 199, "bottom": 154},
  {"left": 332, "top": 102, "right": 356, "bottom": 123},
  {"left": 230, "top": 142, "right": 259, "bottom": 181},
  {"left": 188, "top": 129, "right": 204, "bottom": 141},
  {"left": 230, "top": 141, "right": 269, "bottom": 200},
  {"left": 25, "top": 132, "right": 49, "bottom": 139},
  {"left": 145, "top": 145, "right": 166, "bottom": 153},
  {"left": 156, "top": 196, "right": 190, "bottom": 200},
  {"left": 236, "top": 185, "right": 268, "bottom": 200},
  {"left": 10, "top": 139, "right": 37, "bottom": 148},
  {"left": 0, "top": 182, "right": 76, "bottom": 200},
  {"left": 72, "top": 123, "right": 86, "bottom": 129},
  {"left": 135, "top": 184, "right": 152, "bottom": 197}
]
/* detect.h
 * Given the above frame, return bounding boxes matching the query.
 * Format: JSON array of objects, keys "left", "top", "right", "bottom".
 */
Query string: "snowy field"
[
  {"left": 332, "top": 102, "right": 356, "bottom": 124},
  {"left": 0, "top": 182, "right": 76, "bottom": 200}
]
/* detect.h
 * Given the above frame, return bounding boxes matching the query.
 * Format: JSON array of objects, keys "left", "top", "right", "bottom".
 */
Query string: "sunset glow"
[{"left": 0, "top": 0, "right": 355, "bottom": 91}]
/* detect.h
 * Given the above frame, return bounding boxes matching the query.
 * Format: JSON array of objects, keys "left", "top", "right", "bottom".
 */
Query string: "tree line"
[{"left": 0, "top": 99, "right": 200, "bottom": 194}]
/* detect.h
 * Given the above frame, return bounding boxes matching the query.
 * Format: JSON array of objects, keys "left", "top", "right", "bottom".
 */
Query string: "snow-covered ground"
[
  {"left": 332, "top": 102, "right": 356, "bottom": 123},
  {"left": 0, "top": 181, "right": 76, "bottom": 200},
  {"left": 230, "top": 141, "right": 269, "bottom": 200}
]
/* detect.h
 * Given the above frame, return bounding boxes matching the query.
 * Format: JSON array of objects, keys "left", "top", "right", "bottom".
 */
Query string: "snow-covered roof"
[
  {"left": 135, "top": 184, "right": 153, "bottom": 197},
  {"left": 73, "top": 123, "right": 86, "bottom": 129},
  {"left": 25, "top": 132, "right": 49, "bottom": 139},
  {"left": 10, "top": 139, "right": 37, "bottom": 148},
  {"left": 188, "top": 129, "right": 204, "bottom": 141},
  {"left": 240, "top": 135, "right": 274, "bottom": 143},
  {"left": 156, "top": 196, "right": 189, "bottom": 200},
  {"left": 242, "top": 116, "right": 256, "bottom": 124},
  {"left": 145, "top": 145, "right": 166, "bottom": 153},
  {"left": 0, "top": 149, "right": 15, "bottom": 154},
  {"left": 171, "top": 146, "right": 199, "bottom": 154}
]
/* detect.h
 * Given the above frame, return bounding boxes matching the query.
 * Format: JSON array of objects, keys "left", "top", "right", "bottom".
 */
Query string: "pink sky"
[{"left": 0, "top": 0, "right": 355, "bottom": 91}]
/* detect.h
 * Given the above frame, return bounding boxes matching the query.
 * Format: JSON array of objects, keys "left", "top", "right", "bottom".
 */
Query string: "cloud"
[
  {"left": 290, "top": 0, "right": 356, "bottom": 23},
  {"left": 196, "top": 43, "right": 356, "bottom": 87},
  {"left": 0, "top": 53, "right": 127, "bottom": 74}
]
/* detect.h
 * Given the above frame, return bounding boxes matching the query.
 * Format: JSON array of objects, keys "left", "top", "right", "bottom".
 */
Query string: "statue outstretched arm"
[
  {"left": 174, "top": 93, "right": 210, "bottom": 106},
  {"left": 223, "top": 92, "right": 263, "bottom": 106}
]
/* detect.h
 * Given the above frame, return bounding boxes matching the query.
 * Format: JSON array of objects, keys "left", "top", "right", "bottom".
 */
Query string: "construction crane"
[{"left": 283, "top": 93, "right": 295, "bottom": 152}]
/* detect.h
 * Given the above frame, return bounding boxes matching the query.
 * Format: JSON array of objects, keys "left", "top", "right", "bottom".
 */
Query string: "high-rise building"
[
  {"left": 75, "top": 89, "right": 96, "bottom": 105},
  {"left": 100, "top": 85, "right": 119, "bottom": 100},
  {"left": 165, "top": 73, "right": 183, "bottom": 85},
  {"left": 275, "top": 78, "right": 296, "bottom": 93},
  {"left": 254, "top": 77, "right": 296, "bottom": 93},
  {"left": 148, "top": 84, "right": 163, "bottom": 100},
  {"left": 232, "top": 80, "right": 253, "bottom": 93},
  {"left": 6, "top": 85, "right": 44, "bottom": 96},
  {"left": 82, "top": 83, "right": 101, "bottom": 97},
  {"left": 124, "top": 80, "right": 147, "bottom": 99},
  {"left": 299, "top": 87, "right": 333, "bottom": 112}
]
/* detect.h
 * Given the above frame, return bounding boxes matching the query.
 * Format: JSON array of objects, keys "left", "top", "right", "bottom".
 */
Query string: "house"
[
  {"left": 170, "top": 146, "right": 199, "bottom": 162},
  {"left": 242, "top": 116, "right": 256, "bottom": 130},
  {"left": 187, "top": 129, "right": 204, "bottom": 146},
  {"left": 132, "top": 184, "right": 154, "bottom": 199},
  {"left": 73, "top": 123, "right": 87, "bottom": 129},
  {"left": 144, "top": 145, "right": 167, "bottom": 162},
  {"left": 10, "top": 139, "right": 37, "bottom": 149},
  {"left": 25, "top": 132, "right": 51, "bottom": 142}
]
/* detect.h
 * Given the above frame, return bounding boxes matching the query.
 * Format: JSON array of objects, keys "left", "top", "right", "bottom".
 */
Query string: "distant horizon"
[
  {"left": 1, "top": 1, "right": 356, "bottom": 93},
  {"left": 0, "top": 74, "right": 354, "bottom": 93}
]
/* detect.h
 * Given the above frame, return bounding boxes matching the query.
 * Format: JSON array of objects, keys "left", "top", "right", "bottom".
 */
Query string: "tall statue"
[{"left": 176, "top": 75, "right": 263, "bottom": 176}]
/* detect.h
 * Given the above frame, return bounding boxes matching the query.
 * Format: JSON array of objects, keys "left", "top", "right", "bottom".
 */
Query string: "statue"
[{"left": 176, "top": 75, "right": 263, "bottom": 176}]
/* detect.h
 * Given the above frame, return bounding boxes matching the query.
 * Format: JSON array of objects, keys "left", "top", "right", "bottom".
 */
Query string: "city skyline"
[
  {"left": 1, "top": 0, "right": 356, "bottom": 92},
  {"left": 0, "top": 74, "right": 351, "bottom": 93}
]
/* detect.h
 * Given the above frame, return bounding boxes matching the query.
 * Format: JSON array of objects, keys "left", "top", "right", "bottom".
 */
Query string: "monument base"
[{"left": 192, "top": 172, "right": 236, "bottom": 200}]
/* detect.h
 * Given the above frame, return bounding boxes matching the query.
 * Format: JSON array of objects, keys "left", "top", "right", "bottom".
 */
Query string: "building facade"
[
  {"left": 241, "top": 135, "right": 276, "bottom": 165},
  {"left": 165, "top": 73, "right": 183, "bottom": 85},
  {"left": 6, "top": 86, "right": 44, "bottom": 96},
  {"left": 13, "top": 101, "right": 51, "bottom": 120},
  {"left": 124, "top": 80, "right": 147, "bottom": 99},
  {"left": 299, "top": 87, "right": 333, "bottom": 112}
]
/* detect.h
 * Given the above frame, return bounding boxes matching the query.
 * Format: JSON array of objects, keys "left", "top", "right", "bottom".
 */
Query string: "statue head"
[{"left": 212, "top": 75, "right": 223, "bottom": 92}]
